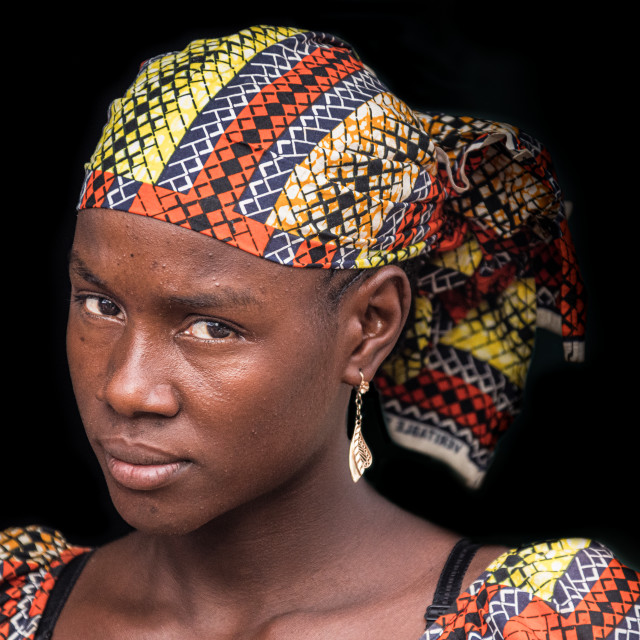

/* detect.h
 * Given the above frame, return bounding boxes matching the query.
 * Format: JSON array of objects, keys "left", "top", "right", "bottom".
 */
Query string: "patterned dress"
[
  {"left": 0, "top": 527, "right": 88, "bottom": 639},
  {"left": 1, "top": 526, "right": 638, "bottom": 639},
  {"left": 420, "top": 538, "right": 640, "bottom": 640}
]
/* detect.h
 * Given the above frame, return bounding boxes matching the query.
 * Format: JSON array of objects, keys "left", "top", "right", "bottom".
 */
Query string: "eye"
[
  {"left": 81, "top": 295, "right": 124, "bottom": 319},
  {"left": 184, "top": 320, "right": 234, "bottom": 341}
]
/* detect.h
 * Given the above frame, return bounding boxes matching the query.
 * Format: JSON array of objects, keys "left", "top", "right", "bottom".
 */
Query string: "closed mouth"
[
  {"left": 100, "top": 439, "right": 192, "bottom": 490},
  {"left": 105, "top": 453, "right": 191, "bottom": 491}
]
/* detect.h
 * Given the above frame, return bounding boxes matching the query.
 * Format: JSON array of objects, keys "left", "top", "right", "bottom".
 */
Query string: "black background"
[{"left": 3, "top": 3, "right": 637, "bottom": 567}]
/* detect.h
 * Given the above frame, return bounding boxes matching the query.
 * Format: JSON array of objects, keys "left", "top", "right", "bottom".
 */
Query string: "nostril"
[
  {"left": 100, "top": 343, "right": 180, "bottom": 418},
  {"left": 102, "top": 376, "right": 180, "bottom": 419},
  {"left": 143, "top": 384, "right": 180, "bottom": 418}
]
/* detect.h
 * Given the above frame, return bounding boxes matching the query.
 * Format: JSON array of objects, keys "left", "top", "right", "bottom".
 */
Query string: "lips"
[{"left": 101, "top": 439, "right": 191, "bottom": 491}]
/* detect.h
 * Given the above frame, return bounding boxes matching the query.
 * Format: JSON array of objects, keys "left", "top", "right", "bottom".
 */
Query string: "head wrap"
[{"left": 79, "top": 25, "right": 585, "bottom": 488}]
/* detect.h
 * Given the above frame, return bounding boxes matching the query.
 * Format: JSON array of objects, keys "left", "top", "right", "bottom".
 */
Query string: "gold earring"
[{"left": 349, "top": 371, "right": 372, "bottom": 483}]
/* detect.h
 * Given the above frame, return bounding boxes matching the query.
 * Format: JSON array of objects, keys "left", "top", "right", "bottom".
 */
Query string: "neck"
[{"left": 126, "top": 440, "right": 419, "bottom": 614}]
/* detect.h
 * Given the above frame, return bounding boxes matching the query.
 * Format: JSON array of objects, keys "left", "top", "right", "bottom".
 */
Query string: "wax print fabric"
[
  {"left": 78, "top": 26, "right": 586, "bottom": 487},
  {"left": 2, "top": 528, "right": 638, "bottom": 639},
  {"left": 420, "top": 538, "right": 640, "bottom": 640},
  {"left": 0, "top": 527, "right": 88, "bottom": 639}
]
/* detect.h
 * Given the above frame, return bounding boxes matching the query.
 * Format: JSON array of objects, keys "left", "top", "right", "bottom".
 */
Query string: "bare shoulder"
[{"left": 51, "top": 536, "right": 157, "bottom": 639}]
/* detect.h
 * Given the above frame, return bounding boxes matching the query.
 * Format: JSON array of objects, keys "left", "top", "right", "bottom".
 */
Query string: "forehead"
[{"left": 71, "top": 208, "right": 327, "bottom": 301}]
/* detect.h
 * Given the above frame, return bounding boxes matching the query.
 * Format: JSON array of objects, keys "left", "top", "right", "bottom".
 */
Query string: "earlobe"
[{"left": 340, "top": 266, "right": 411, "bottom": 387}]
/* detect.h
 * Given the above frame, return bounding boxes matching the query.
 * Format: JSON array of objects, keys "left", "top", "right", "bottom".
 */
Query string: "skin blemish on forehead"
[
  {"left": 71, "top": 210, "right": 345, "bottom": 351},
  {"left": 69, "top": 249, "right": 263, "bottom": 312}
]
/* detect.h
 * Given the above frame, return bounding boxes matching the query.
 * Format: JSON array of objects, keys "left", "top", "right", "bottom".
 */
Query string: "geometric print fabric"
[
  {"left": 0, "top": 526, "right": 89, "bottom": 640},
  {"left": 377, "top": 117, "right": 586, "bottom": 484},
  {"left": 3, "top": 529, "right": 637, "bottom": 640},
  {"left": 86, "top": 26, "right": 304, "bottom": 186},
  {"left": 80, "top": 26, "right": 444, "bottom": 268},
  {"left": 421, "top": 539, "right": 640, "bottom": 640},
  {"left": 78, "top": 25, "right": 586, "bottom": 488}
]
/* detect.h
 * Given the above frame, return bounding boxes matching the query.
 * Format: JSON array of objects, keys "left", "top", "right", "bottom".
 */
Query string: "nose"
[{"left": 97, "top": 328, "right": 180, "bottom": 419}]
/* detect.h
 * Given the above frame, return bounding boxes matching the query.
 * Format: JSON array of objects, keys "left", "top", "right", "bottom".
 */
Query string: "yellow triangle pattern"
[
  {"left": 485, "top": 538, "right": 590, "bottom": 603},
  {"left": 0, "top": 526, "right": 71, "bottom": 566},
  {"left": 87, "top": 26, "right": 304, "bottom": 185},
  {"left": 428, "top": 232, "right": 483, "bottom": 277},
  {"left": 439, "top": 277, "right": 536, "bottom": 386}
]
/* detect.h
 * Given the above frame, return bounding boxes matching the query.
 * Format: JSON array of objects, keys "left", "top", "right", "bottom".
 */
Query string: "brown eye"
[
  {"left": 187, "top": 320, "right": 233, "bottom": 340},
  {"left": 84, "top": 296, "right": 123, "bottom": 318}
]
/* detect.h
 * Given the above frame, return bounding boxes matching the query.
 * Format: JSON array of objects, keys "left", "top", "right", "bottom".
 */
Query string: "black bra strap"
[
  {"left": 35, "top": 550, "right": 94, "bottom": 639},
  {"left": 424, "top": 538, "right": 482, "bottom": 629}
]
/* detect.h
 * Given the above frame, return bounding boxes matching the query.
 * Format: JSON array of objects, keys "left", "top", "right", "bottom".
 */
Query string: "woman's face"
[{"left": 67, "top": 208, "right": 353, "bottom": 534}]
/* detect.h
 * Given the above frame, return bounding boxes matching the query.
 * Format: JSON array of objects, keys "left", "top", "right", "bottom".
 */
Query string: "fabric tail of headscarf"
[{"left": 376, "top": 113, "right": 586, "bottom": 488}]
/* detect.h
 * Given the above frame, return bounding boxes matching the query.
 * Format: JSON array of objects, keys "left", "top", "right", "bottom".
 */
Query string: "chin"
[{"left": 105, "top": 482, "right": 220, "bottom": 537}]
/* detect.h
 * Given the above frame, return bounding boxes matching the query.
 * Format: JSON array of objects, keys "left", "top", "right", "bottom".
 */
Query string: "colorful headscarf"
[{"left": 79, "top": 25, "right": 585, "bottom": 488}]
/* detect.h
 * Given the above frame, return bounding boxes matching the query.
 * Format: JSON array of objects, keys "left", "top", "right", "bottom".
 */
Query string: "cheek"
[
  {"left": 112, "top": 351, "right": 342, "bottom": 534},
  {"left": 66, "top": 315, "right": 97, "bottom": 412},
  {"left": 65, "top": 306, "right": 346, "bottom": 533},
  {"left": 66, "top": 313, "right": 116, "bottom": 417},
  {"left": 182, "top": 332, "right": 342, "bottom": 484}
]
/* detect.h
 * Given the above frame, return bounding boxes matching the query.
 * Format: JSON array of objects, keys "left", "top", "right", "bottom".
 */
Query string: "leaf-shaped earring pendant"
[{"left": 349, "top": 372, "right": 372, "bottom": 482}]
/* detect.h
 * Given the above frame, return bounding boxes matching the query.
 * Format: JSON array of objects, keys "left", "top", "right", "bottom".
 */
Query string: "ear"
[{"left": 340, "top": 265, "right": 411, "bottom": 387}]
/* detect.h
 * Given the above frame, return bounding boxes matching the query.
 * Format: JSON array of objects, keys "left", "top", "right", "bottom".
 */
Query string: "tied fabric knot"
[{"left": 377, "top": 114, "right": 585, "bottom": 486}]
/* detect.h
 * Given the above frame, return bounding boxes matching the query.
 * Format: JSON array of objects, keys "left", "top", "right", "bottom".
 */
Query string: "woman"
[{"left": 2, "top": 26, "right": 638, "bottom": 639}]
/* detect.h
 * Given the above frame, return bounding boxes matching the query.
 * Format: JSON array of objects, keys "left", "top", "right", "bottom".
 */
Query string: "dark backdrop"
[{"left": 3, "top": 3, "right": 637, "bottom": 568}]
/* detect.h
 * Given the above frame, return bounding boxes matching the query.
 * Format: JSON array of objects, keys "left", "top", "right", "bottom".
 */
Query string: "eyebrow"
[
  {"left": 166, "top": 291, "right": 260, "bottom": 309},
  {"left": 68, "top": 250, "right": 109, "bottom": 289},
  {"left": 68, "top": 250, "right": 261, "bottom": 309}
]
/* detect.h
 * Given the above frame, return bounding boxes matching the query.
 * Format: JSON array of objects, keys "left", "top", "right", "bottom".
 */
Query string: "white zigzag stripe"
[
  {"left": 425, "top": 346, "right": 513, "bottom": 409},
  {"left": 156, "top": 38, "right": 308, "bottom": 193},
  {"left": 612, "top": 603, "right": 640, "bottom": 639},
  {"left": 155, "top": 39, "right": 381, "bottom": 196},
  {"left": 156, "top": 70, "right": 385, "bottom": 214},
  {"left": 235, "top": 73, "right": 389, "bottom": 222},
  {"left": 7, "top": 567, "right": 45, "bottom": 639},
  {"left": 550, "top": 543, "right": 617, "bottom": 614},
  {"left": 382, "top": 397, "right": 488, "bottom": 464},
  {"left": 105, "top": 174, "right": 143, "bottom": 210}
]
